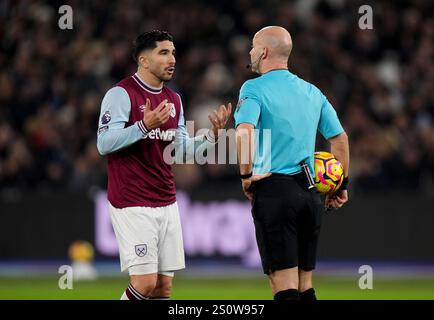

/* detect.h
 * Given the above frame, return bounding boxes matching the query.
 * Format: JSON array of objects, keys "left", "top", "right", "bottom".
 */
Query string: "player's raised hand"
[
  {"left": 142, "top": 98, "right": 172, "bottom": 130},
  {"left": 208, "top": 103, "right": 232, "bottom": 137}
]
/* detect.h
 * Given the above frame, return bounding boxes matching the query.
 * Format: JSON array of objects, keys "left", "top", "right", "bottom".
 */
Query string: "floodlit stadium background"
[{"left": 1, "top": 0, "right": 434, "bottom": 299}]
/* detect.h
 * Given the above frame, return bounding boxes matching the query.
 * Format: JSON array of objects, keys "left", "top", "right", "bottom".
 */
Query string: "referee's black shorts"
[{"left": 250, "top": 173, "right": 323, "bottom": 275}]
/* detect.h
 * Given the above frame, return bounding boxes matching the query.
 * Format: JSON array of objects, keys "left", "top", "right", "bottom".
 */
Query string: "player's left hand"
[
  {"left": 208, "top": 103, "right": 232, "bottom": 138},
  {"left": 242, "top": 173, "right": 272, "bottom": 201}
]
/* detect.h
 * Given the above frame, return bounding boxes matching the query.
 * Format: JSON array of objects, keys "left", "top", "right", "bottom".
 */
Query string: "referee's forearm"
[
  {"left": 239, "top": 162, "right": 252, "bottom": 175},
  {"left": 236, "top": 124, "right": 254, "bottom": 174},
  {"left": 329, "top": 132, "right": 350, "bottom": 177}
]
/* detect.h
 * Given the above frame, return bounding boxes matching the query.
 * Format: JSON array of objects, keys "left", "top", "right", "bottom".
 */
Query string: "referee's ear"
[{"left": 262, "top": 48, "right": 268, "bottom": 60}]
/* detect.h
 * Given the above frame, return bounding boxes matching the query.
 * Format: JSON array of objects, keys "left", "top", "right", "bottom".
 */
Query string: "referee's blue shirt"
[{"left": 234, "top": 69, "right": 344, "bottom": 176}]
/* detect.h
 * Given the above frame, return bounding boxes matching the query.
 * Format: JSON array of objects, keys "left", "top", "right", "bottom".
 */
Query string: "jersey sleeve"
[
  {"left": 318, "top": 94, "right": 344, "bottom": 139},
  {"left": 234, "top": 81, "right": 261, "bottom": 127},
  {"left": 96, "top": 86, "right": 146, "bottom": 155}
]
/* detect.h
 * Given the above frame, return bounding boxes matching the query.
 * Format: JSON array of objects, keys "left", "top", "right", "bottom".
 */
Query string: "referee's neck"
[
  {"left": 260, "top": 62, "right": 288, "bottom": 74},
  {"left": 261, "top": 67, "right": 288, "bottom": 75}
]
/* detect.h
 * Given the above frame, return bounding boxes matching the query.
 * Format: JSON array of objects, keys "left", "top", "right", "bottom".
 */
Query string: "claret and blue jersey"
[{"left": 97, "top": 73, "right": 216, "bottom": 208}]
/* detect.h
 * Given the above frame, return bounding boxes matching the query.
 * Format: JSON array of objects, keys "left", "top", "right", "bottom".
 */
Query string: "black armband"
[
  {"left": 240, "top": 172, "right": 253, "bottom": 180},
  {"left": 340, "top": 176, "right": 349, "bottom": 190}
]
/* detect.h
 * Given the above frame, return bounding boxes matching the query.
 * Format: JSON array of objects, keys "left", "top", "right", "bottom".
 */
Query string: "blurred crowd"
[{"left": 0, "top": 0, "right": 433, "bottom": 196}]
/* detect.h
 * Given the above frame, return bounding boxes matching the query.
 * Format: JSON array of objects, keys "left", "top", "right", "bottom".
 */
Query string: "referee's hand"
[
  {"left": 325, "top": 189, "right": 348, "bottom": 211},
  {"left": 242, "top": 173, "right": 271, "bottom": 201}
]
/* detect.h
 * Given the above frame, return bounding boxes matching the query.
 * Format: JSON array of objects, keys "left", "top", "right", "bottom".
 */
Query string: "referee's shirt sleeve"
[
  {"left": 234, "top": 81, "right": 261, "bottom": 127},
  {"left": 318, "top": 94, "right": 344, "bottom": 139}
]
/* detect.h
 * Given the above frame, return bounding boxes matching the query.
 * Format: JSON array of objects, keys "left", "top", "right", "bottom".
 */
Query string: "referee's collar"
[{"left": 262, "top": 69, "right": 291, "bottom": 76}]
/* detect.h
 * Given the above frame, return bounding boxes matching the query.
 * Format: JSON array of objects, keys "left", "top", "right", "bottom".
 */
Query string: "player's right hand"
[{"left": 142, "top": 98, "right": 172, "bottom": 130}]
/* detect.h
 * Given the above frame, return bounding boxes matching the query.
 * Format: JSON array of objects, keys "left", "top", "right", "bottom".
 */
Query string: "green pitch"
[{"left": 1, "top": 276, "right": 434, "bottom": 300}]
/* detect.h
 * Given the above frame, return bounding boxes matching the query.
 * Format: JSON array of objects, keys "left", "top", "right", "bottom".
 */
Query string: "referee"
[{"left": 235, "top": 26, "right": 350, "bottom": 300}]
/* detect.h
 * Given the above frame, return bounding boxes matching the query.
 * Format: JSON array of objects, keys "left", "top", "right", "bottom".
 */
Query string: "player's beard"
[
  {"left": 160, "top": 71, "right": 173, "bottom": 82},
  {"left": 154, "top": 67, "right": 174, "bottom": 83},
  {"left": 147, "top": 66, "right": 173, "bottom": 83}
]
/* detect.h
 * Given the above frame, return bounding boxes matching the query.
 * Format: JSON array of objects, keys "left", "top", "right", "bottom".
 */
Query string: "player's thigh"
[
  {"left": 158, "top": 202, "right": 185, "bottom": 272},
  {"left": 109, "top": 203, "right": 160, "bottom": 272}
]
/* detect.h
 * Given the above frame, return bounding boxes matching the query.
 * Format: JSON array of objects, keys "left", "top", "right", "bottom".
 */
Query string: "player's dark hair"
[{"left": 132, "top": 30, "right": 173, "bottom": 63}]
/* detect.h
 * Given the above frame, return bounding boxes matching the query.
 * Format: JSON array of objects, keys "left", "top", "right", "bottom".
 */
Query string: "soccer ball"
[{"left": 314, "top": 151, "right": 344, "bottom": 194}]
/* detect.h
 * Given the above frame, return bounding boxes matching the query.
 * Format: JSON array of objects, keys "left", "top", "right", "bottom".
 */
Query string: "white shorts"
[{"left": 109, "top": 201, "right": 185, "bottom": 276}]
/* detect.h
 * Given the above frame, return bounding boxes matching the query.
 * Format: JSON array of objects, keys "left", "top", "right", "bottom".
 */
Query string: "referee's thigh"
[
  {"left": 252, "top": 176, "right": 305, "bottom": 274},
  {"left": 297, "top": 190, "right": 323, "bottom": 271}
]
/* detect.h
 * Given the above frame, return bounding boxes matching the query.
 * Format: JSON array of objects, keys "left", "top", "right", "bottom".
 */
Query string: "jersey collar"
[{"left": 132, "top": 73, "right": 163, "bottom": 94}]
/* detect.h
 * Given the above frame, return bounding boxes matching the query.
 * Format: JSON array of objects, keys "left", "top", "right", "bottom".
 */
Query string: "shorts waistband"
[
  {"left": 271, "top": 172, "right": 304, "bottom": 178},
  {"left": 253, "top": 172, "right": 313, "bottom": 191}
]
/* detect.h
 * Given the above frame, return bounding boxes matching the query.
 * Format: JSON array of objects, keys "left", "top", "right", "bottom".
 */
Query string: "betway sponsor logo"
[{"left": 146, "top": 128, "right": 175, "bottom": 141}]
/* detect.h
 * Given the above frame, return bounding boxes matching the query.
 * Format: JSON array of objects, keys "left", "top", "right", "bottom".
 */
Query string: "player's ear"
[
  {"left": 262, "top": 48, "right": 268, "bottom": 59},
  {"left": 138, "top": 53, "right": 150, "bottom": 69}
]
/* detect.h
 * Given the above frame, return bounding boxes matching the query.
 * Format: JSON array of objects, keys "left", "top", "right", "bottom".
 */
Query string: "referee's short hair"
[{"left": 132, "top": 30, "right": 173, "bottom": 63}]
